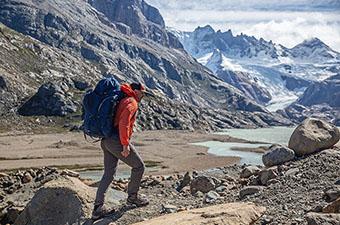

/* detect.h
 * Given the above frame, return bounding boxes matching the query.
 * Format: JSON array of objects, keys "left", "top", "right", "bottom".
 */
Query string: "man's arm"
[{"left": 118, "top": 100, "right": 137, "bottom": 157}]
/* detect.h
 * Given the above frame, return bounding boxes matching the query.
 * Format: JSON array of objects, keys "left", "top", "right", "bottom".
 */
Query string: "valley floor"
[{"left": 0, "top": 130, "right": 245, "bottom": 174}]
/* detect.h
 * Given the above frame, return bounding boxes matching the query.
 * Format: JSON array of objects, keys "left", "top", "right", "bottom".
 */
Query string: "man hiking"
[{"left": 92, "top": 82, "right": 149, "bottom": 219}]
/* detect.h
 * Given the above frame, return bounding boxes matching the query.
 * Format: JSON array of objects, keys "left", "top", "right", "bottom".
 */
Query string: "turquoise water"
[
  {"left": 218, "top": 126, "right": 296, "bottom": 145},
  {"left": 192, "top": 126, "right": 297, "bottom": 165},
  {"left": 192, "top": 141, "right": 268, "bottom": 165}
]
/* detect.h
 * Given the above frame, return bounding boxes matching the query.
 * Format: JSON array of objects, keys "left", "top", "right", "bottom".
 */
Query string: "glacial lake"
[
  {"left": 192, "top": 126, "right": 297, "bottom": 165},
  {"left": 80, "top": 126, "right": 298, "bottom": 181}
]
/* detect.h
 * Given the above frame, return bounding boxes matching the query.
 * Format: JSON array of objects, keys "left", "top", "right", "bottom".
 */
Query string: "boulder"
[
  {"left": 288, "top": 118, "right": 340, "bottom": 156},
  {"left": 176, "top": 172, "right": 191, "bottom": 192},
  {"left": 132, "top": 202, "right": 265, "bottom": 225},
  {"left": 262, "top": 145, "right": 295, "bottom": 167},
  {"left": 305, "top": 212, "right": 340, "bottom": 225},
  {"left": 190, "top": 176, "right": 216, "bottom": 194},
  {"left": 239, "top": 186, "right": 264, "bottom": 199},
  {"left": 14, "top": 176, "right": 126, "bottom": 225},
  {"left": 240, "top": 166, "right": 261, "bottom": 178},
  {"left": 259, "top": 167, "right": 278, "bottom": 185},
  {"left": 18, "top": 82, "right": 77, "bottom": 116},
  {"left": 204, "top": 191, "right": 220, "bottom": 203}
]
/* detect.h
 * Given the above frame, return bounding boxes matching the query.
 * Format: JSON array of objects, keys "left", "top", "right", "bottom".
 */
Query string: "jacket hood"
[{"left": 120, "top": 83, "right": 138, "bottom": 100}]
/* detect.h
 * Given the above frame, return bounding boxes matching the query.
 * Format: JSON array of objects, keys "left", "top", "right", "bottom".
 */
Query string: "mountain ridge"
[
  {"left": 170, "top": 25, "right": 340, "bottom": 112},
  {"left": 0, "top": 0, "right": 293, "bottom": 132}
]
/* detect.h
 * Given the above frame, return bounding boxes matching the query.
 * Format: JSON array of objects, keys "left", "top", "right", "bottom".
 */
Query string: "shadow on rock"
[{"left": 83, "top": 204, "right": 137, "bottom": 225}]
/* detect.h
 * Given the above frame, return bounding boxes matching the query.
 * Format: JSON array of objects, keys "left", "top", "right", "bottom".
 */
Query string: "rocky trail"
[{"left": 0, "top": 118, "right": 339, "bottom": 225}]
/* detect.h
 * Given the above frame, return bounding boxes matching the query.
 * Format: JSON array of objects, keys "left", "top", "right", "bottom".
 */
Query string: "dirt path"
[{"left": 0, "top": 130, "right": 246, "bottom": 174}]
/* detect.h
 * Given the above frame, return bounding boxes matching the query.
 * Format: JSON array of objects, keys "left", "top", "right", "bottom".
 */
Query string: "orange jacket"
[{"left": 114, "top": 84, "right": 138, "bottom": 146}]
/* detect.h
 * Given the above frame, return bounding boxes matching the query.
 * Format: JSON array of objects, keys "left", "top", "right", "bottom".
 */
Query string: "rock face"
[
  {"left": 132, "top": 202, "right": 265, "bottom": 225},
  {"left": 297, "top": 74, "right": 340, "bottom": 107},
  {"left": 281, "top": 74, "right": 314, "bottom": 91},
  {"left": 14, "top": 176, "right": 124, "bottom": 225},
  {"left": 89, "top": 0, "right": 182, "bottom": 49},
  {"left": 18, "top": 82, "right": 78, "bottom": 116},
  {"left": 280, "top": 74, "right": 340, "bottom": 126},
  {"left": 216, "top": 69, "right": 272, "bottom": 104},
  {"left": 262, "top": 145, "right": 295, "bottom": 167},
  {"left": 288, "top": 118, "right": 340, "bottom": 156}
]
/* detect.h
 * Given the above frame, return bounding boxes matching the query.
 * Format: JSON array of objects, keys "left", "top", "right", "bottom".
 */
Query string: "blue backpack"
[{"left": 82, "top": 77, "right": 124, "bottom": 139}]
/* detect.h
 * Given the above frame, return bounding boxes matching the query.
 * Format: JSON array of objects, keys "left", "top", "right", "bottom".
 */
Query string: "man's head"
[{"left": 130, "top": 82, "right": 146, "bottom": 102}]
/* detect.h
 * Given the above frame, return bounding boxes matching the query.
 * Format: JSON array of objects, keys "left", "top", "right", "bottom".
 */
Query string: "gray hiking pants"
[{"left": 94, "top": 137, "right": 145, "bottom": 206}]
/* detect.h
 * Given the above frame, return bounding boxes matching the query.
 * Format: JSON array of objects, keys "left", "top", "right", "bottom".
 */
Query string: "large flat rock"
[{"left": 132, "top": 202, "right": 265, "bottom": 225}]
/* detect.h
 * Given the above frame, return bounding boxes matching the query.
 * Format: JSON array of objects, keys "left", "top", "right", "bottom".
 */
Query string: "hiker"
[{"left": 92, "top": 82, "right": 149, "bottom": 219}]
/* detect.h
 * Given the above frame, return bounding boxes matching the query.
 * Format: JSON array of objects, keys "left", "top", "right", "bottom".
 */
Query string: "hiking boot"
[
  {"left": 91, "top": 204, "right": 115, "bottom": 220},
  {"left": 127, "top": 194, "right": 149, "bottom": 207}
]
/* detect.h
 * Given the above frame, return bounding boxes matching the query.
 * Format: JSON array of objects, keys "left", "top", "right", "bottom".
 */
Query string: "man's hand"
[{"left": 121, "top": 145, "right": 130, "bottom": 158}]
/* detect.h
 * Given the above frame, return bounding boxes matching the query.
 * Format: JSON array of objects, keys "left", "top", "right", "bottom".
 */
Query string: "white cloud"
[
  {"left": 146, "top": 0, "right": 340, "bottom": 51},
  {"left": 242, "top": 16, "right": 340, "bottom": 49}
]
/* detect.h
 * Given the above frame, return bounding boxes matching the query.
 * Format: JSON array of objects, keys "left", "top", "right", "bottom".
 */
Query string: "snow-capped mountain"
[{"left": 170, "top": 25, "right": 340, "bottom": 111}]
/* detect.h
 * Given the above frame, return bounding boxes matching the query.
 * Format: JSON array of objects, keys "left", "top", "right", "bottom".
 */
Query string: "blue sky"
[{"left": 146, "top": 0, "right": 340, "bottom": 51}]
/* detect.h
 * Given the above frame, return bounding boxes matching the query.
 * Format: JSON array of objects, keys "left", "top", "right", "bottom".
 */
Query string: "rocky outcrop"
[
  {"left": 279, "top": 103, "right": 340, "bottom": 126},
  {"left": 216, "top": 69, "right": 272, "bottom": 104},
  {"left": 262, "top": 144, "right": 295, "bottom": 167},
  {"left": 18, "top": 82, "right": 78, "bottom": 116},
  {"left": 281, "top": 74, "right": 314, "bottom": 91},
  {"left": 137, "top": 91, "right": 292, "bottom": 131},
  {"left": 132, "top": 202, "right": 265, "bottom": 225},
  {"left": 88, "top": 0, "right": 182, "bottom": 49},
  {"left": 297, "top": 74, "right": 340, "bottom": 107},
  {"left": 280, "top": 74, "right": 340, "bottom": 125},
  {"left": 288, "top": 118, "right": 340, "bottom": 156}
]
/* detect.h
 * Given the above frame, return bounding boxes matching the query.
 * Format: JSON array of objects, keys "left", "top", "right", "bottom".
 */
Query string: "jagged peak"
[
  {"left": 194, "top": 25, "right": 215, "bottom": 34},
  {"left": 221, "top": 29, "right": 233, "bottom": 37},
  {"left": 292, "top": 37, "right": 330, "bottom": 50}
]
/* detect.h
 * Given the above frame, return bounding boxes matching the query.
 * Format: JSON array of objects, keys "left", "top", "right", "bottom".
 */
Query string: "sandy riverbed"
[{"left": 0, "top": 130, "right": 248, "bottom": 174}]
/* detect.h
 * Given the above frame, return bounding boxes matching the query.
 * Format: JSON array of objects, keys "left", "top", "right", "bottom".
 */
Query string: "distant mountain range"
[{"left": 170, "top": 25, "right": 340, "bottom": 114}]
